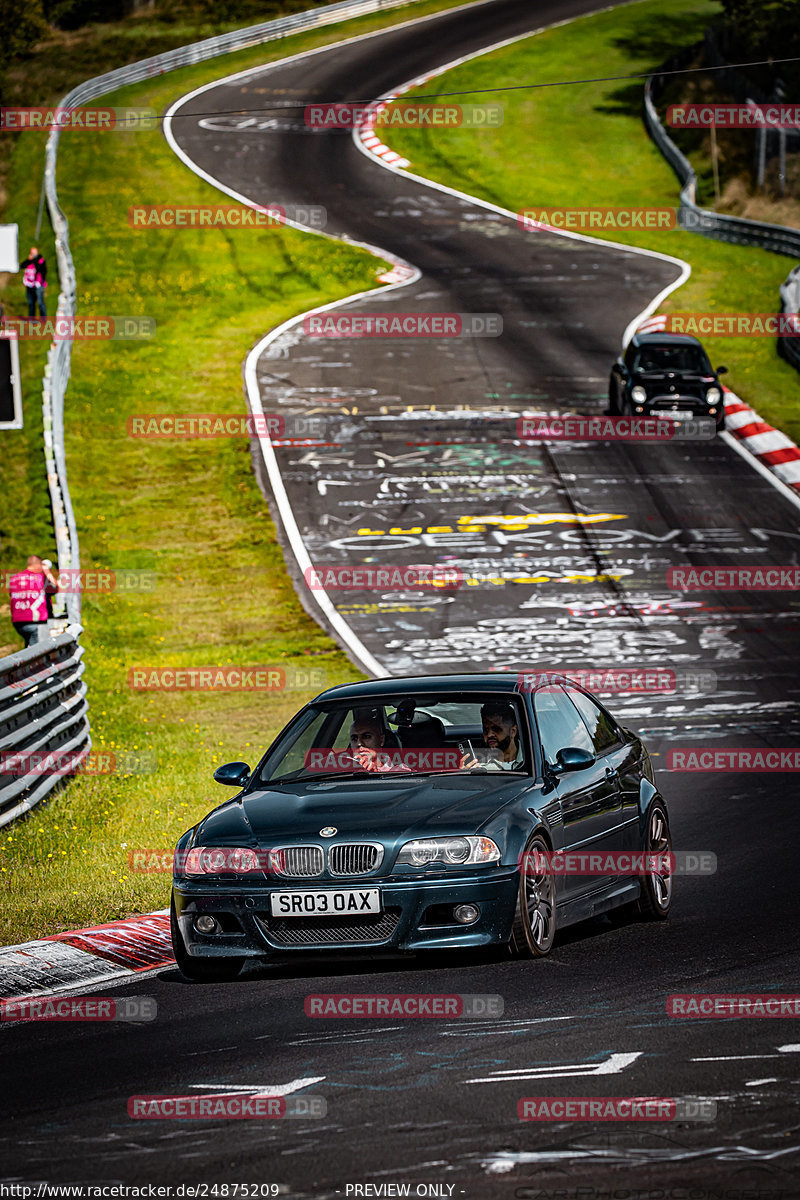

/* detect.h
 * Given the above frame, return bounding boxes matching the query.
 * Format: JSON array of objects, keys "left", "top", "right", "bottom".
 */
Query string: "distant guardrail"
[
  {"left": 0, "top": 0, "right": 432, "bottom": 826},
  {"left": 644, "top": 60, "right": 800, "bottom": 258},
  {"left": 644, "top": 51, "right": 800, "bottom": 374},
  {"left": 0, "top": 625, "right": 89, "bottom": 828}
]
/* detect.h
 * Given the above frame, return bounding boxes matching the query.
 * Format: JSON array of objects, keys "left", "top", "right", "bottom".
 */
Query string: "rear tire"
[
  {"left": 510, "top": 834, "right": 557, "bottom": 957},
  {"left": 170, "top": 897, "right": 245, "bottom": 981},
  {"left": 636, "top": 801, "right": 673, "bottom": 921}
]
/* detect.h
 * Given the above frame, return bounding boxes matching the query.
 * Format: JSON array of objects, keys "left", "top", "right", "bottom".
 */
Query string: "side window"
[
  {"left": 332, "top": 710, "right": 355, "bottom": 750},
  {"left": 533, "top": 686, "right": 594, "bottom": 767},
  {"left": 624, "top": 345, "right": 637, "bottom": 371},
  {"left": 259, "top": 709, "right": 333, "bottom": 781},
  {"left": 568, "top": 688, "right": 621, "bottom": 755}
]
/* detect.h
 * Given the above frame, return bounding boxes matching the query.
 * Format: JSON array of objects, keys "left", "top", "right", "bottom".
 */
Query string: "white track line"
[
  {"left": 720, "top": 427, "right": 800, "bottom": 516},
  {"left": 351, "top": 12, "right": 800, "bottom": 515},
  {"left": 164, "top": 0, "right": 798, "bottom": 677},
  {"left": 163, "top": 6, "right": 508, "bottom": 675},
  {"left": 349, "top": 6, "right": 692, "bottom": 349}
]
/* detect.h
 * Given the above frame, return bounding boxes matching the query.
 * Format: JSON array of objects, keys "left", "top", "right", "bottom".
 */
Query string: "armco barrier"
[
  {"left": 644, "top": 53, "right": 800, "bottom": 377},
  {"left": 0, "top": 0, "right": 433, "bottom": 824},
  {"left": 39, "top": 0, "right": 433, "bottom": 631},
  {"left": 0, "top": 625, "right": 89, "bottom": 828},
  {"left": 644, "top": 61, "right": 800, "bottom": 258}
]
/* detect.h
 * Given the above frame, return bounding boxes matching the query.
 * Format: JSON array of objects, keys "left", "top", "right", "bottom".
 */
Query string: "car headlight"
[
  {"left": 631, "top": 385, "right": 647, "bottom": 404},
  {"left": 396, "top": 836, "right": 500, "bottom": 867},
  {"left": 705, "top": 387, "right": 721, "bottom": 404},
  {"left": 183, "top": 846, "right": 262, "bottom": 875}
]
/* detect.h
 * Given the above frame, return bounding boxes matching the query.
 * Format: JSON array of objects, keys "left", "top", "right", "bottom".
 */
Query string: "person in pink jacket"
[
  {"left": 22, "top": 246, "right": 47, "bottom": 318},
  {"left": 8, "top": 556, "right": 59, "bottom": 646}
]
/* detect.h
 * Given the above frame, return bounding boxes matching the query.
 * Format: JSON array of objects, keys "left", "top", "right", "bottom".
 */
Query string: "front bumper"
[
  {"left": 641, "top": 394, "right": 719, "bottom": 420},
  {"left": 172, "top": 870, "right": 519, "bottom": 958}
]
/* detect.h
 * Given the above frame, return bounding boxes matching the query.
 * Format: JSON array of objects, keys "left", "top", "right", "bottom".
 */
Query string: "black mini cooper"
[{"left": 609, "top": 332, "right": 727, "bottom": 430}]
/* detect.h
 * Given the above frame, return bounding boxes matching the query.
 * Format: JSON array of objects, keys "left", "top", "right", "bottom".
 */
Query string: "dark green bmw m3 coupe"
[{"left": 170, "top": 672, "right": 672, "bottom": 980}]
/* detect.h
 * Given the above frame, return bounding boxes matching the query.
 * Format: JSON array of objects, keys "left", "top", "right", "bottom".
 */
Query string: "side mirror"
[
  {"left": 213, "top": 761, "right": 251, "bottom": 787},
  {"left": 555, "top": 746, "right": 596, "bottom": 772},
  {"left": 716, "top": 365, "right": 728, "bottom": 375}
]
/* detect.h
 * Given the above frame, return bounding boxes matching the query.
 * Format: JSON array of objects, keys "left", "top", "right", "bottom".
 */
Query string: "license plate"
[
  {"left": 664, "top": 410, "right": 694, "bottom": 420},
  {"left": 269, "top": 888, "right": 381, "bottom": 917}
]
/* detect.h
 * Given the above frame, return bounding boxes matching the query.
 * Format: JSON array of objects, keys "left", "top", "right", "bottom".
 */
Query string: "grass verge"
[
  {"left": 0, "top": 0, "right": 475, "bottom": 946},
  {"left": 382, "top": 0, "right": 800, "bottom": 441}
]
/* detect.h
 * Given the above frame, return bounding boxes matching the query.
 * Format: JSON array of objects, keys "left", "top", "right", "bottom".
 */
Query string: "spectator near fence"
[
  {"left": 21, "top": 246, "right": 47, "bottom": 318},
  {"left": 8, "top": 556, "right": 60, "bottom": 646}
]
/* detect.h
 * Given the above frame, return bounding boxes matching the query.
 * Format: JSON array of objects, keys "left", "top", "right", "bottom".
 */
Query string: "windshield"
[
  {"left": 634, "top": 345, "right": 711, "bottom": 374},
  {"left": 258, "top": 693, "right": 531, "bottom": 783}
]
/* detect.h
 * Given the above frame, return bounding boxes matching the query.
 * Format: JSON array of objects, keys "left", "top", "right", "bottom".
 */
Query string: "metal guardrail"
[
  {"left": 40, "top": 0, "right": 434, "bottom": 595},
  {"left": 644, "top": 53, "right": 800, "bottom": 376},
  {"left": 0, "top": 0, "right": 433, "bottom": 826},
  {"left": 40, "top": 0, "right": 431, "bottom": 629},
  {"left": 644, "top": 64, "right": 800, "bottom": 258},
  {"left": 0, "top": 625, "right": 89, "bottom": 828}
]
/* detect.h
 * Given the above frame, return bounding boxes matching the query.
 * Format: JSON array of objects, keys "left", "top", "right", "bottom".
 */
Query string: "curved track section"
[{"left": 166, "top": 0, "right": 800, "bottom": 741}]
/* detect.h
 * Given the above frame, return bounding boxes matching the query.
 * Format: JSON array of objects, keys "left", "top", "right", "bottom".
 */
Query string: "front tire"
[
  {"left": 608, "top": 374, "right": 619, "bottom": 414},
  {"left": 636, "top": 801, "right": 673, "bottom": 920},
  {"left": 510, "top": 834, "right": 557, "bottom": 957},
  {"left": 170, "top": 897, "right": 245, "bottom": 981}
]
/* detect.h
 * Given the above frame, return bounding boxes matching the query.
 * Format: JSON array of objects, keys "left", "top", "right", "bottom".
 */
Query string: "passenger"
[{"left": 478, "top": 701, "right": 524, "bottom": 771}]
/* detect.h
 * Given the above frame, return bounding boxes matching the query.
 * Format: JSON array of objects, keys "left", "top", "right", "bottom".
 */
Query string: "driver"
[
  {"left": 348, "top": 710, "right": 410, "bottom": 774},
  {"left": 349, "top": 715, "right": 385, "bottom": 755}
]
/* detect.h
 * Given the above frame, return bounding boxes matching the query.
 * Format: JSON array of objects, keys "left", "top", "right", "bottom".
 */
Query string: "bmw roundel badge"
[{"left": 319, "top": 826, "right": 337, "bottom": 837}]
